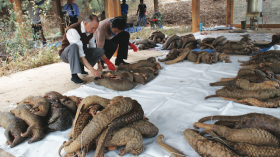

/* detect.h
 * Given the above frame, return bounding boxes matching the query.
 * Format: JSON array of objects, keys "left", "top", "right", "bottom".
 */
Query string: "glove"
[
  {"left": 144, "top": 11, "right": 146, "bottom": 15},
  {"left": 129, "top": 42, "right": 137, "bottom": 52},
  {"left": 104, "top": 59, "right": 115, "bottom": 71},
  {"left": 152, "top": 19, "right": 158, "bottom": 22}
]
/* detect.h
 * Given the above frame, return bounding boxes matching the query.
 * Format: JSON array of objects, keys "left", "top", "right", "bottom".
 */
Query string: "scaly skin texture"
[
  {"left": 222, "top": 97, "right": 280, "bottom": 108},
  {"left": 118, "top": 60, "right": 161, "bottom": 70},
  {"left": 210, "top": 74, "right": 268, "bottom": 87},
  {"left": 206, "top": 86, "right": 280, "bottom": 100},
  {"left": 130, "top": 68, "right": 156, "bottom": 83},
  {"left": 235, "top": 79, "right": 279, "bottom": 90},
  {"left": 187, "top": 52, "right": 198, "bottom": 62},
  {"left": 126, "top": 120, "right": 159, "bottom": 138},
  {"left": 73, "top": 109, "right": 92, "bottom": 140},
  {"left": 158, "top": 49, "right": 180, "bottom": 62},
  {"left": 44, "top": 91, "right": 77, "bottom": 113},
  {"left": 45, "top": 100, "right": 73, "bottom": 132},
  {"left": 17, "top": 96, "right": 49, "bottom": 117},
  {"left": 102, "top": 127, "right": 144, "bottom": 156},
  {"left": 63, "top": 97, "right": 134, "bottom": 154},
  {"left": 218, "top": 52, "right": 231, "bottom": 63},
  {"left": 183, "top": 129, "right": 240, "bottom": 157},
  {"left": 68, "top": 95, "right": 111, "bottom": 139},
  {"left": 212, "top": 36, "right": 226, "bottom": 47},
  {"left": 157, "top": 134, "right": 186, "bottom": 157},
  {"left": 198, "top": 113, "right": 280, "bottom": 139},
  {"left": 251, "top": 50, "right": 280, "bottom": 59},
  {"left": 10, "top": 104, "right": 44, "bottom": 143},
  {"left": 167, "top": 41, "right": 176, "bottom": 50},
  {"left": 193, "top": 122, "right": 279, "bottom": 146},
  {"left": 94, "top": 100, "right": 144, "bottom": 157},
  {"left": 213, "top": 121, "right": 237, "bottom": 128},
  {"left": 201, "top": 53, "right": 214, "bottom": 64},
  {"left": 202, "top": 37, "right": 216, "bottom": 43},
  {"left": 234, "top": 143, "right": 280, "bottom": 157},
  {"left": 162, "top": 35, "right": 179, "bottom": 50},
  {"left": 182, "top": 38, "right": 197, "bottom": 48},
  {"left": 117, "top": 71, "right": 134, "bottom": 82},
  {"left": 0, "top": 112, "right": 27, "bottom": 148},
  {"left": 195, "top": 51, "right": 209, "bottom": 64},
  {"left": 165, "top": 48, "right": 191, "bottom": 65},
  {"left": 93, "top": 77, "right": 137, "bottom": 91}
]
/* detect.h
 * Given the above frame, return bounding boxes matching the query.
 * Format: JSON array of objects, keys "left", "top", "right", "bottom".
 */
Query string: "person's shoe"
[
  {"left": 80, "top": 71, "right": 88, "bottom": 76},
  {"left": 115, "top": 58, "right": 129, "bottom": 66},
  {"left": 71, "top": 74, "right": 85, "bottom": 84}
]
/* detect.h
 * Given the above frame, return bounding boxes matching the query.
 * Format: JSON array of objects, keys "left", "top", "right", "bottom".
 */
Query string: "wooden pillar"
[
  {"left": 104, "top": 0, "right": 122, "bottom": 18},
  {"left": 12, "top": 0, "right": 27, "bottom": 42},
  {"left": 116, "top": 0, "right": 122, "bottom": 16},
  {"left": 192, "top": 0, "right": 200, "bottom": 33},
  {"left": 55, "top": 0, "right": 65, "bottom": 35},
  {"left": 12, "top": 0, "right": 23, "bottom": 23},
  {"left": 226, "top": 0, "right": 233, "bottom": 26},
  {"left": 104, "top": 0, "right": 109, "bottom": 18},
  {"left": 154, "top": 0, "right": 158, "bottom": 10}
]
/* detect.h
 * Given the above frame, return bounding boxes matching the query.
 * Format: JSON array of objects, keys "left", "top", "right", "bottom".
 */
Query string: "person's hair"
[
  {"left": 84, "top": 14, "right": 99, "bottom": 24},
  {"left": 112, "top": 17, "right": 126, "bottom": 30},
  {"left": 140, "top": 0, "right": 143, "bottom": 2},
  {"left": 102, "top": 11, "right": 105, "bottom": 14},
  {"left": 123, "top": 0, "right": 126, "bottom": 3}
]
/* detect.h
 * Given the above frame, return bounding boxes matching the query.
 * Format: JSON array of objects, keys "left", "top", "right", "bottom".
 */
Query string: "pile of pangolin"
[
  {"left": 59, "top": 95, "right": 158, "bottom": 157},
  {"left": 0, "top": 91, "right": 80, "bottom": 147},
  {"left": 159, "top": 34, "right": 232, "bottom": 65},
  {"left": 132, "top": 30, "right": 166, "bottom": 50},
  {"left": 93, "top": 57, "right": 161, "bottom": 91},
  {"left": 206, "top": 50, "right": 280, "bottom": 108},
  {"left": 182, "top": 113, "right": 280, "bottom": 157}
]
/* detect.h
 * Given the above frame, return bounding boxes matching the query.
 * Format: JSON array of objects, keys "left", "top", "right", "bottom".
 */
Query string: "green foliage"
[
  {"left": 0, "top": 0, "right": 61, "bottom": 76},
  {"left": 89, "top": 0, "right": 104, "bottom": 13},
  {"left": 0, "top": 0, "right": 12, "bottom": 11}
]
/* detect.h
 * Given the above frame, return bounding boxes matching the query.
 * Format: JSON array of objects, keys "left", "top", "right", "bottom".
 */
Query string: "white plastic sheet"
[{"left": 1, "top": 45, "right": 280, "bottom": 157}]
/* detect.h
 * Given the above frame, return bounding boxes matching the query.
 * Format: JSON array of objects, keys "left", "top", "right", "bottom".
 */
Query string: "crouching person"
[{"left": 58, "top": 14, "right": 115, "bottom": 84}]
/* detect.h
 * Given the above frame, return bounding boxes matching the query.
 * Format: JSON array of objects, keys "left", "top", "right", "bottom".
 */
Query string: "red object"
[
  {"left": 10, "top": 0, "right": 13, "bottom": 2},
  {"left": 144, "top": 11, "right": 146, "bottom": 15},
  {"left": 129, "top": 42, "right": 138, "bottom": 52},
  {"left": 104, "top": 59, "right": 115, "bottom": 71},
  {"left": 152, "top": 19, "right": 158, "bottom": 22}
]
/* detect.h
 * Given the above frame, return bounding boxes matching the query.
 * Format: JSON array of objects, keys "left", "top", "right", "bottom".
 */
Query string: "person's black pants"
[
  {"left": 68, "top": 16, "right": 78, "bottom": 26},
  {"left": 102, "top": 31, "right": 130, "bottom": 64},
  {"left": 32, "top": 22, "right": 46, "bottom": 44}
]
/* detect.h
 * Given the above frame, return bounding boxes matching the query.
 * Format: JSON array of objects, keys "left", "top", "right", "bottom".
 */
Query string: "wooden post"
[
  {"left": 226, "top": 0, "right": 233, "bottom": 26},
  {"left": 12, "top": 0, "right": 23, "bottom": 23},
  {"left": 11, "top": 0, "right": 27, "bottom": 43},
  {"left": 192, "top": 0, "right": 200, "bottom": 33},
  {"left": 154, "top": 0, "right": 158, "bottom": 10},
  {"left": 55, "top": 0, "right": 65, "bottom": 35},
  {"left": 104, "top": 0, "right": 122, "bottom": 18},
  {"left": 116, "top": 0, "right": 122, "bottom": 16},
  {"left": 104, "top": 0, "right": 109, "bottom": 18}
]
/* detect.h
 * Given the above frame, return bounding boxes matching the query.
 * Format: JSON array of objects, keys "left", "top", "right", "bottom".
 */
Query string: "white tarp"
[{"left": 1, "top": 44, "right": 280, "bottom": 157}]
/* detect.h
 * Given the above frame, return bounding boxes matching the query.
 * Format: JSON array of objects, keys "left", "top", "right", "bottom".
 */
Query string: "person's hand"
[
  {"left": 104, "top": 59, "right": 115, "bottom": 71},
  {"left": 152, "top": 19, "right": 158, "bottom": 22},
  {"left": 129, "top": 42, "right": 137, "bottom": 52},
  {"left": 136, "top": 13, "right": 138, "bottom": 16},
  {"left": 90, "top": 69, "right": 101, "bottom": 78},
  {"left": 144, "top": 11, "right": 146, "bottom": 15}
]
